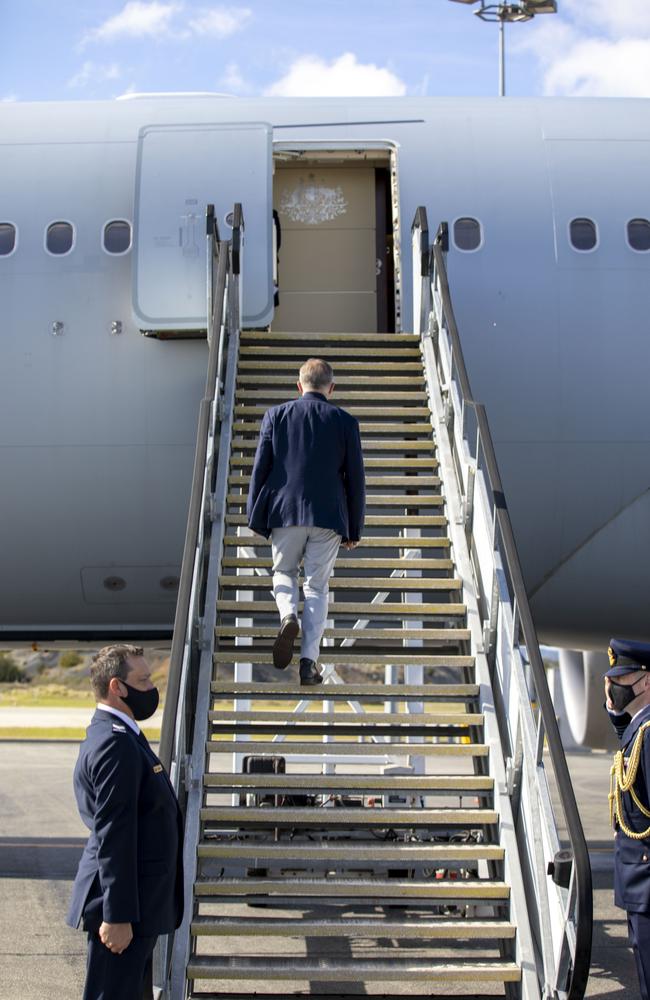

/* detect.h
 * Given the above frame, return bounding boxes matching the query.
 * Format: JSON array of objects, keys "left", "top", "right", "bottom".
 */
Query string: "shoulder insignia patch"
[{"left": 112, "top": 723, "right": 127, "bottom": 733}]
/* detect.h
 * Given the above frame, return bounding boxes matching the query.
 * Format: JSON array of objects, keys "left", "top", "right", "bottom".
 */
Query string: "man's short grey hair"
[
  {"left": 299, "top": 358, "right": 334, "bottom": 390},
  {"left": 90, "top": 643, "right": 143, "bottom": 699}
]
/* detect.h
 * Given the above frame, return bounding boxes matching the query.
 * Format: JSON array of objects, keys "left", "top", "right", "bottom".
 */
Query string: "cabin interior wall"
[{"left": 272, "top": 157, "right": 394, "bottom": 333}]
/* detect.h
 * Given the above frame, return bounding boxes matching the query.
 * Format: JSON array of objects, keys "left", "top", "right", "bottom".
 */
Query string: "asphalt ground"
[{"left": 0, "top": 743, "right": 639, "bottom": 1000}]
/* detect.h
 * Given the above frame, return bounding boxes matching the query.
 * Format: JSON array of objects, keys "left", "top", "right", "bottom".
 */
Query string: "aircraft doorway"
[{"left": 272, "top": 149, "right": 398, "bottom": 333}]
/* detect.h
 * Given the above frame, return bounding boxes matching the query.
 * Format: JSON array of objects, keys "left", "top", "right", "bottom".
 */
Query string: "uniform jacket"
[
  {"left": 67, "top": 709, "right": 184, "bottom": 937},
  {"left": 613, "top": 703, "right": 650, "bottom": 913},
  {"left": 246, "top": 391, "right": 366, "bottom": 542}
]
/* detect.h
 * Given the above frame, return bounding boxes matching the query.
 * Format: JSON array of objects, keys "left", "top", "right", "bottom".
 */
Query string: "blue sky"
[{"left": 2, "top": 1, "right": 650, "bottom": 103}]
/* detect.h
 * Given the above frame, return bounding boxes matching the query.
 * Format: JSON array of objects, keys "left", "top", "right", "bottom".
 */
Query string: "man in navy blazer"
[
  {"left": 247, "top": 358, "right": 365, "bottom": 684},
  {"left": 67, "top": 644, "right": 183, "bottom": 1000},
  {"left": 605, "top": 637, "right": 650, "bottom": 1000}
]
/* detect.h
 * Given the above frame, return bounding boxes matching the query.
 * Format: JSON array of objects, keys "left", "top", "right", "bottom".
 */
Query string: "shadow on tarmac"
[{"left": 0, "top": 836, "right": 84, "bottom": 879}]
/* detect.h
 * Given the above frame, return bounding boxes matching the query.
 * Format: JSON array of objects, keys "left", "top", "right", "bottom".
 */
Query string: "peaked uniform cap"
[{"left": 606, "top": 637, "right": 650, "bottom": 678}]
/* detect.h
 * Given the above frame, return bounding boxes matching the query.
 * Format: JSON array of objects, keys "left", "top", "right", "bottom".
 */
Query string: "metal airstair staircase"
[{"left": 156, "top": 205, "right": 592, "bottom": 999}]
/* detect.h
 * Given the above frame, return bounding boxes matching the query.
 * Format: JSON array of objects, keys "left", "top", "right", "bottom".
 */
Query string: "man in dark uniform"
[
  {"left": 605, "top": 637, "right": 650, "bottom": 1000},
  {"left": 67, "top": 644, "right": 183, "bottom": 1000},
  {"left": 247, "top": 358, "right": 365, "bottom": 685}
]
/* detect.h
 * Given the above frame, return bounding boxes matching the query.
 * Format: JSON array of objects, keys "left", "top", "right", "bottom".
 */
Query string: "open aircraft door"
[{"left": 133, "top": 122, "right": 273, "bottom": 332}]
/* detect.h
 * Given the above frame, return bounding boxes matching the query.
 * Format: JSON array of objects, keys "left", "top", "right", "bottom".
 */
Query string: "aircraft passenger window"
[
  {"left": 0, "top": 223, "right": 16, "bottom": 256},
  {"left": 453, "top": 217, "right": 482, "bottom": 252},
  {"left": 103, "top": 220, "right": 131, "bottom": 255},
  {"left": 46, "top": 222, "right": 74, "bottom": 255},
  {"left": 569, "top": 218, "right": 597, "bottom": 252},
  {"left": 627, "top": 218, "right": 650, "bottom": 252}
]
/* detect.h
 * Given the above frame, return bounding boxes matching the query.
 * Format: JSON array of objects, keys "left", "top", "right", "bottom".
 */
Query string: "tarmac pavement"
[
  {"left": 0, "top": 741, "right": 639, "bottom": 999},
  {"left": 0, "top": 706, "right": 164, "bottom": 729}
]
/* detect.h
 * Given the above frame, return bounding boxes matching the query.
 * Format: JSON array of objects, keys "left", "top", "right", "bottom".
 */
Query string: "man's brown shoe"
[{"left": 273, "top": 614, "right": 299, "bottom": 669}]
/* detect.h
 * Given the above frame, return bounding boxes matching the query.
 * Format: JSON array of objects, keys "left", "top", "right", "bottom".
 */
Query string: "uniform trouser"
[
  {"left": 271, "top": 526, "right": 341, "bottom": 663},
  {"left": 628, "top": 912, "right": 650, "bottom": 1000},
  {"left": 83, "top": 932, "right": 156, "bottom": 1000}
]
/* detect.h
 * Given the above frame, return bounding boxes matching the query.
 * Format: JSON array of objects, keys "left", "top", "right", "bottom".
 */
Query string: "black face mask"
[
  {"left": 120, "top": 682, "right": 160, "bottom": 721},
  {"left": 609, "top": 677, "right": 643, "bottom": 714}
]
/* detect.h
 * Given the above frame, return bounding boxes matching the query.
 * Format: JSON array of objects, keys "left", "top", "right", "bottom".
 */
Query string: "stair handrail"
[
  {"left": 159, "top": 204, "right": 227, "bottom": 781},
  {"left": 412, "top": 207, "right": 592, "bottom": 1000},
  {"left": 155, "top": 203, "right": 243, "bottom": 998}
]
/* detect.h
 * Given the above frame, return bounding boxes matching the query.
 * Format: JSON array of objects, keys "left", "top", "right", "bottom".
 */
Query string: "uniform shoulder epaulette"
[{"left": 623, "top": 719, "right": 650, "bottom": 753}]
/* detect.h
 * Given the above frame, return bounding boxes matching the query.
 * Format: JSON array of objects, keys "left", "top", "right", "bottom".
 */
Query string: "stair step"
[
  {"left": 228, "top": 474, "right": 441, "bottom": 487},
  {"left": 225, "top": 514, "right": 446, "bottom": 527},
  {"left": 239, "top": 346, "right": 422, "bottom": 358},
  {"left": 241, "top": 330, "right": 420, "bottom": 350},
  {"left": 230, "top": 455, "right": 439, "bottom": 468},
  {"left": 190, "top": 916, "right": 514, "bottom": 939},
  {"left": 218, "top": 577, "right": 460, "bottom": 592},
  {"left": 215, "top": 600, "right": 466, "bottom": 617},
  {"left": 210, "top": 728, "right": 471, "bottom": 744},
  {"left": 234, "top": 422, "right": 434, "bottom": 437},
  {"left": 221, "top": 557, "right": 453, "bottom": 570},
  {"left": 193, "top": 878, "right": 509, "bottom": 900},
  {"left": 203, "top": 773, "right": 493, "bottom": 792},
  {"left": 207, "top": 741, "right": 488, "bottom": 757},
  {"left": 211, "top": 681, "right": 476, "bottom": 698},
  {"left": 200, "top": 805, "right": 497, "bottom": 826},
  {"left": 215, "top": 627, "right": 468, "bottom": 641},
  {"left": 235, "top": 405, "right": 431, "bottom": 418},
  {"left": 237, "top": 375, "right": 425, "bottom": 386},
  {"left": 227, "top": 496, "right": 443, "bottom": 510},
  {"left": 222, "top": 534, "right": 450, "bottom": 548},
  {"left": 238, "top": 360, "right": 424, "bottom": 371},
  {"left": 207, "top": 710, "right": 482, "bottom": 730},
  {"left": 197, "top": 842, "right": 504, "bottom": 863},
  {"left": 237, "top": 391, "right": 427, "bottom": 403},
  {"left": 213, "top": 652, "right": 473, "bottom": 667},
  {"left": 186, "top": 956, "right": 520, "bottom": 983},
  {"left": 231, "top": 438, "right": 434, "bottom": 453},
  {"left": 208, "top": 709, "right": 480, "bottom": 724}
]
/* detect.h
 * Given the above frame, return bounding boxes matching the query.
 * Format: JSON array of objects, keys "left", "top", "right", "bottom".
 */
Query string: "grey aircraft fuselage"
[{"left": 1, "top": 94, "right": 649, "bottom": 657}]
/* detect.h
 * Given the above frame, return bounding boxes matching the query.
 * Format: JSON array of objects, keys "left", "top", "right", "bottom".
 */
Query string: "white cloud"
[
  {"left": 516, "top": 1, "right": 650, "bottom": 97},
  {"left": 544, "top": 38, "right": 650, "bottom": 97},
  {"left": 561, "top": 0, "right": 650, "bottom": 38},
  {"left": 67, "top": 61, "right": 123, "bottom": 90},
  {"left": 82, "top": 2, "right": 183, "bottom": 45},
  {"left": 2, "top": 94, "right": 18, "bottom": 102},
  {"left": 219, "top": 61, "right": 248, "bottom": 93},
  {"left": 82, "top": 2, "right": 252, "bottom": 47},
  {"left": 264, "top": 52, "right": 407, "bottom": 98},
  {"left": 188, "top": 6, "right": 251, "bottom": 38}
]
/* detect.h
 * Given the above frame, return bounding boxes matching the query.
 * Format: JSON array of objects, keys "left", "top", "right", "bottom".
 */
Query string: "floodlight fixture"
[
  {"left": 524, "top": 1, "right": 558, "bottom": 13},
  {"left": 476, "top": 4, "right": 533, "bottom": 22},
  {"left": 447, "top": 0, "right": 559, "bottom": 95}
]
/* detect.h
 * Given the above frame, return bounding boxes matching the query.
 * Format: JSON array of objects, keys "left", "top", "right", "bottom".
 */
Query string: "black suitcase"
[{"left": 241, "top": 755, "right": 285, "bottom": 807}]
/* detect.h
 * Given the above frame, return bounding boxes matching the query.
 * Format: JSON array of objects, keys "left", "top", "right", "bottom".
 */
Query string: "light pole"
[{"left": 448, "top": 1, "right": 558, "bottom": 97}]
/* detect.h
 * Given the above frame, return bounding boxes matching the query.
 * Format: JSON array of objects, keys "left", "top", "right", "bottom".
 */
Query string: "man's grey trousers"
[{"left": 271, "top": 526, "right": 341, "bottom": 663}]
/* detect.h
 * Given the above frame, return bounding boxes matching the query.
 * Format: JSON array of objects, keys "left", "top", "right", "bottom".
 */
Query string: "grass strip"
[{"left": 0, "top": 727, "right": 161, "bottom": 741}]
